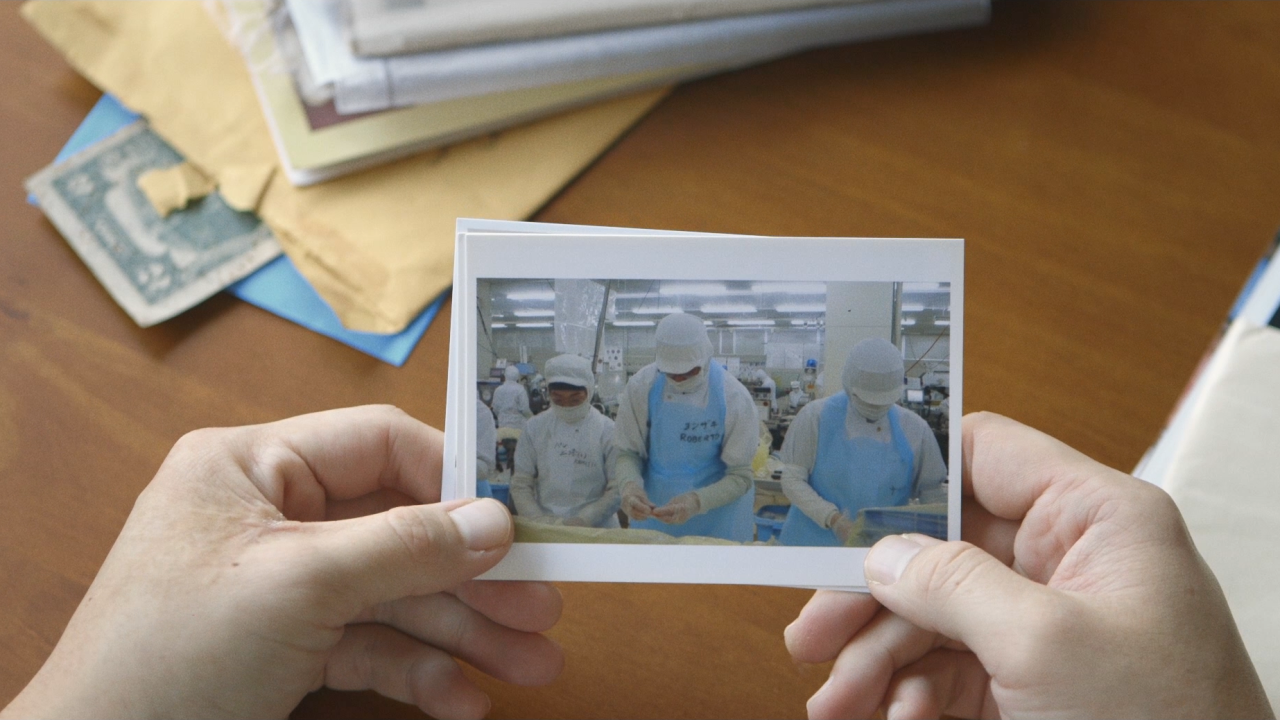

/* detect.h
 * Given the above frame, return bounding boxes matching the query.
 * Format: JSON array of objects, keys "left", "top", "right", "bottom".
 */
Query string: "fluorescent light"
[
  {"left": 611, "top": 320, "right": 656, "bottom": 327},
  {"left": 704, "top": 320, "right": 714, "bottom": 326},
  {"left": 902, "top": 282, "right": 948, "bottom": 293},
  {"left": 775, "top": 303, "right": 825, "bottom": 313},
  {"left": 491, "top": 323, "right": 508, "bottom": 329},
  {"left": 659, "top": 282, "right": 733, "bottom": 296},
  {"left": 901, "top": 303, "right": 926, "bottom": 312},
  {"left": 935, "top": 319, "right": 951, "bottom": 326},
  {"left": 901, "top": 318, "right": 917, "bottom": 326},
  {"left": 701, "top": 303, "right": 757, "bottom": 314},
  {"left": 515, "top": 322, "right": 553, "bottom": 328},
  {"left": 751, "top": 282, "right": 826, "bottom": 294},
  {"left": 506, "top": 290, "right": 556, "bottom": 301},
  {"left": 790, "top": 320, "right": 808, "bottom": 326},
  {"left": 629, "top": 305, "right": 683, "bottom": 315},
  {"left": 727, "top": 319, "right": 776, "bottom": 326},
  {"left": 513, "top": 309, "right": 555, "bottom": 318}
]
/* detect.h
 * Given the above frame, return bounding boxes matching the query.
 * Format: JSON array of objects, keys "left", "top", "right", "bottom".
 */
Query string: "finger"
[
  {"left": 960, "top": 498, "right": 1019, "bottom": 566},
  {"left": 806, "top": 609, "right": 944, "bottom": 720},
  {"left": 326, "top": 623, "right": 490, "bottom": 720},
  {"left": 232, "top": 405, "right": 445, "bottom": 518},
  {"left": 961, "top": 411, "right": 1116, "bottom": 522},
  {"left": 294, "top": 498, "right": 514, "bottom": 612},
  {"left": 865, "top": 533, "right": 1064, "bottom": 676},
  {"left": 326, "top": 487, "right": 417, "bottom": 521},
  {"left": 784, "top": 590, "right": 881, "bottom": 663},
  {"left": 883, "top": 649, "right": 994, "bottom": 720},
  {"left": 369, "top": 592, "right": 564, "bottom": 686},
  {"left": 452, "top": 580, "right": 563, "bottom": 633}
]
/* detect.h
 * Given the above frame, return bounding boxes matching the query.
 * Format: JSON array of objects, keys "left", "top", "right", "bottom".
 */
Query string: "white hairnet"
[
  {"left": 842, "top": 338, "right": 904, "bottom": 405},
  {"left": 544, "top": 354, "right": 594, "bottom": 393},
  {"left": 504, "top": 365, "right": 521, "bottom": 382},
  {"left": 654, "top": 312, "right": 713, "bottom": 374}
]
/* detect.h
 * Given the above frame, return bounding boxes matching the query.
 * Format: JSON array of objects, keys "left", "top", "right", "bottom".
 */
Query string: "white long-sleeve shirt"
[
  {"left": 492, "top": 379, "right": 532, "bottom": 430},
  {"left": 476, "top": 396, "right": 497, "bottom": 482},
  {"left": 509, "top": 408, "right": 619, "bottom": 526},
  {"left": 613, "top": 363, "right": 758, "bottom": 511},
  {"left": 780, "top": 397, "right": 946, "bottom": 527}
]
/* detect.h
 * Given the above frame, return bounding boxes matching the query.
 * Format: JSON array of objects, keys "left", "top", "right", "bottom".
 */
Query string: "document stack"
[{"left": 256, "top": 0, "right": 991, "bottom": 184}]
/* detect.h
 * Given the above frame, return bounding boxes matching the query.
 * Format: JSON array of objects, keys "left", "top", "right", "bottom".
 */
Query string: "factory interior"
[{"left": 476, "top": 278, "right": 951, "bottom": 539}]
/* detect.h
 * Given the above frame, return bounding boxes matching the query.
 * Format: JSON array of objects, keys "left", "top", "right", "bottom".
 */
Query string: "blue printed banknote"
[{"left": 24, "top": 121, "right": 280, "bottom": 327}]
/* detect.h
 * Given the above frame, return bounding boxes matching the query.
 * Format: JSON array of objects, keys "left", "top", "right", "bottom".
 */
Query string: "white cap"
[
  {"left": 504, "top": 365, "right": 521, "bottom": 382},
  {"left": 791, "top": 380, "right": 801, "bottom": 390},
  {"left": 544, "top": 354, "right": 594, "bottom": 393},
  {"left": 843, "top": 338, "right": 904, "bottom": 405},
  {"left": 655, "top": 312, "right": 713, "bottom": 374}
]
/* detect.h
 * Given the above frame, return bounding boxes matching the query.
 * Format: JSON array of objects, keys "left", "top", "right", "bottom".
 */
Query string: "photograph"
[
  {"left": 448, "top": 223, "right": 963, "bottom": 588},
  {"left": 474, "top": 278, "right": 952, "bottom": 549}
]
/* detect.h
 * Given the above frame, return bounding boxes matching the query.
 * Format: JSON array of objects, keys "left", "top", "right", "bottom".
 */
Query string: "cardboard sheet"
[
  {"left": 21, "top": 1, "right": 665, "bottom": 332},
  {"left": 1163, "top": 320, "right": 1280, "bottom": 710}
]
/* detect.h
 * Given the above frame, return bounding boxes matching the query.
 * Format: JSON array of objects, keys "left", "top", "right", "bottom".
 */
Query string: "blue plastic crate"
[
  {"left": 754, "top": 504, "right": 789, "bottom": 542},
  {"left": 860, "top": 507, "right": 947, "bottom": 540}
]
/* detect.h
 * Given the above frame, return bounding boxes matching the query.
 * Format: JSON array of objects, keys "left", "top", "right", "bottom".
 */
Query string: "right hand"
[
  {"left": 827, "top": 511, "right": 859, "bottom": 546},
  {"left": 620, "top": 482, "right": 656, "bottom": 521},
  {"left": 785, "top": 412, "right": 1273, "bottom": 719}
]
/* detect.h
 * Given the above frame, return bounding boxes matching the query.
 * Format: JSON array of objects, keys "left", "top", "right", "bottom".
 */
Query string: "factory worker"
[
  {"left": 475, "top": 391, "right": 497, "bottom": 499},
  {"left": 753, "top": 368, "right": 777, "bottom": 413},
  {"left": 492, "top": 365, "right": 532, "bottom": 431},
  {"left": 778, "top": 337, "right": 946, "bottom": 547},
  {"left": 614, "top": 313, "right": 759, "bottom": 542},
  {"left": 788, "top": 380, "right": 809, "bottom": 411},
  {"left": 510, "top": 354, "right": 621, "bottom": 528}
]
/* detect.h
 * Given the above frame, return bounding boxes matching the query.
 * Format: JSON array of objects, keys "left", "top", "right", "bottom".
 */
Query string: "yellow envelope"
[{"left": 22, "top": 1, "right": 666, "bottom": 332}]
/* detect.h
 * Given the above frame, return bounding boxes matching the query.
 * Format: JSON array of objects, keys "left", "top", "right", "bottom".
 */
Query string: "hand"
[
  {"left": 827, "top": 512, "right": 859, "bottom": 546},
  {"left": 652, "top": 491, "right": 701, "bottom": 525},
  {"left": 785, "top": 412, "right": 1272, "bottom": 720},
  {"left": 1, "top": 406, "right": 564, "bottom": 720},
  {"left": 621, "top": 481, "right": 656, "bottom": 521}
]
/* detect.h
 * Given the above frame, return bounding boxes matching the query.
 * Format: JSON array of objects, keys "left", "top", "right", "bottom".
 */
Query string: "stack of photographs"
[{"left": 445, "top": 219, "right": 963, "bottom": 590}]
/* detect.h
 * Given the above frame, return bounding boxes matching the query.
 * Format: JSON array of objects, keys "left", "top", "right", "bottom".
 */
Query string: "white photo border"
[{"left": 452, "top": 221, "right": 963, "bottom": 589}]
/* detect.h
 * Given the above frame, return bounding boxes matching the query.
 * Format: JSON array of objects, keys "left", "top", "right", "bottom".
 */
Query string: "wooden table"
[{"left": 4, "top": 3, "right": 1279, "bottom": 718}]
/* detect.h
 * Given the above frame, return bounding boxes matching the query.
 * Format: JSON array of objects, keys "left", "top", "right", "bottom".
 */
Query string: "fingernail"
[
  {"left": 864, "top": 534, "right": 926, "bottom": 585},
  {"left": 448, "top": 499, "right": 511, "bottom": 551}
]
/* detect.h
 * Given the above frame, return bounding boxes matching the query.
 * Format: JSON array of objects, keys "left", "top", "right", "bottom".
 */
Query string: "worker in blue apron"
[
  {"left": 779, "top": 337, "right": 925, "bottom": 547},
  {"left": 615, "top": 312, "right": 758, "bottom": 542}
]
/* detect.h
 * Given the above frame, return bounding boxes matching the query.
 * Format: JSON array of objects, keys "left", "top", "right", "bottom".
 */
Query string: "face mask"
[
  {"left": 850, "top": 393, "right": 893, "bottom": 422},
  {"left": 667, "top": 364, "right": 709, "bottom": 394},
  {"left": 553, "top": 401, "right": 591, "bottom": 423}
]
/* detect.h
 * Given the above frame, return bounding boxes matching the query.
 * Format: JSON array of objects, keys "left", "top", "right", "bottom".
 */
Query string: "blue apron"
[
  {"left": 779, "top": 395, "right": 915, "bottom": 547},
  {"left": 630, "top": 362, "right": 755, "bottom": 542},
  {"left": 476, "top": 479, "right": 493, "bottom": 499}
]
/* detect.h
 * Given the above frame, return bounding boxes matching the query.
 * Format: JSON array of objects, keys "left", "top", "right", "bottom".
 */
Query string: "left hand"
[
  {"left": 652, "top": 491, "right": 701, "bottom": 525},
  {"left": 2, "top": 406, "right": 564, "bottom": 720}
]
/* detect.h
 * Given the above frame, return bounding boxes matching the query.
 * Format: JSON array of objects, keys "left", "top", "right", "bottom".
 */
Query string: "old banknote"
[{"left": 25, "top": 121, "right": 280, "bottom": 327}]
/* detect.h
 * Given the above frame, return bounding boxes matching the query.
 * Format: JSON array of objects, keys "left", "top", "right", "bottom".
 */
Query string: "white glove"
[
  {"left": 621, "top": 482, "right": 656, "bottom": 521},
  {"left": 653, "top": 492, "right": 701, "bottom": 525}
]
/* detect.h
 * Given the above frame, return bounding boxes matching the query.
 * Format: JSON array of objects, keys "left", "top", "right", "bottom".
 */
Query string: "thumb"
[
  {"left": 864, "top": 534, "right": 1058, "bottom": 663},
  {"left": 295, "top": 498, "right": 514, "bottom": 612}
]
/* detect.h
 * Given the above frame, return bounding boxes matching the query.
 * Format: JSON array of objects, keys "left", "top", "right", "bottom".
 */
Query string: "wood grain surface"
[{"left": 4, "top": 3, "right": 1279, "bottom": 718}]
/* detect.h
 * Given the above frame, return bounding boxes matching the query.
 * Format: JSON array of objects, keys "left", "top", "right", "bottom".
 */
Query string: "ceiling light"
[
  {"left": 775, "top": 303, "right": 826, "bottom": 313},
  {"left": 902, "top": 282, "right": 948, "bottom": 293},
  {"left": 726, "top": 319, "right": 776, "bottom": 326},
  {"left": 505, "top": 290, "right": 556, "bottom": 301},
  {"left": 901, "top": 303, "right": 925, "bottom": 312},
  {"left": 935, "top": 319, "right": 951, "bottom": 326},
  {"left": 750, "top": 282, "right": 826, "bottom": 294},
  {"left": 611, "top": 320, "right": 656, "bottom": 327},
  {"left": 515, "top": 322, "right": 553, "bottom": 328},
  {"left": 659, "top": 282, "right": 733, "bottom": 296},
  {"left": 701, "top": 303, "right": 757, "bottom": 314},
  {"left": 513, "top": 309, "right": 555, "bottom": 318},
  {"left": 629, "top": 305, "right": 684, "bottom": 315},
  {"left": 491, "top": 323, "right": 508, "bottom": 329},
  {"left": 901, "top": 318, "right": 917, "bottom": 326}
]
